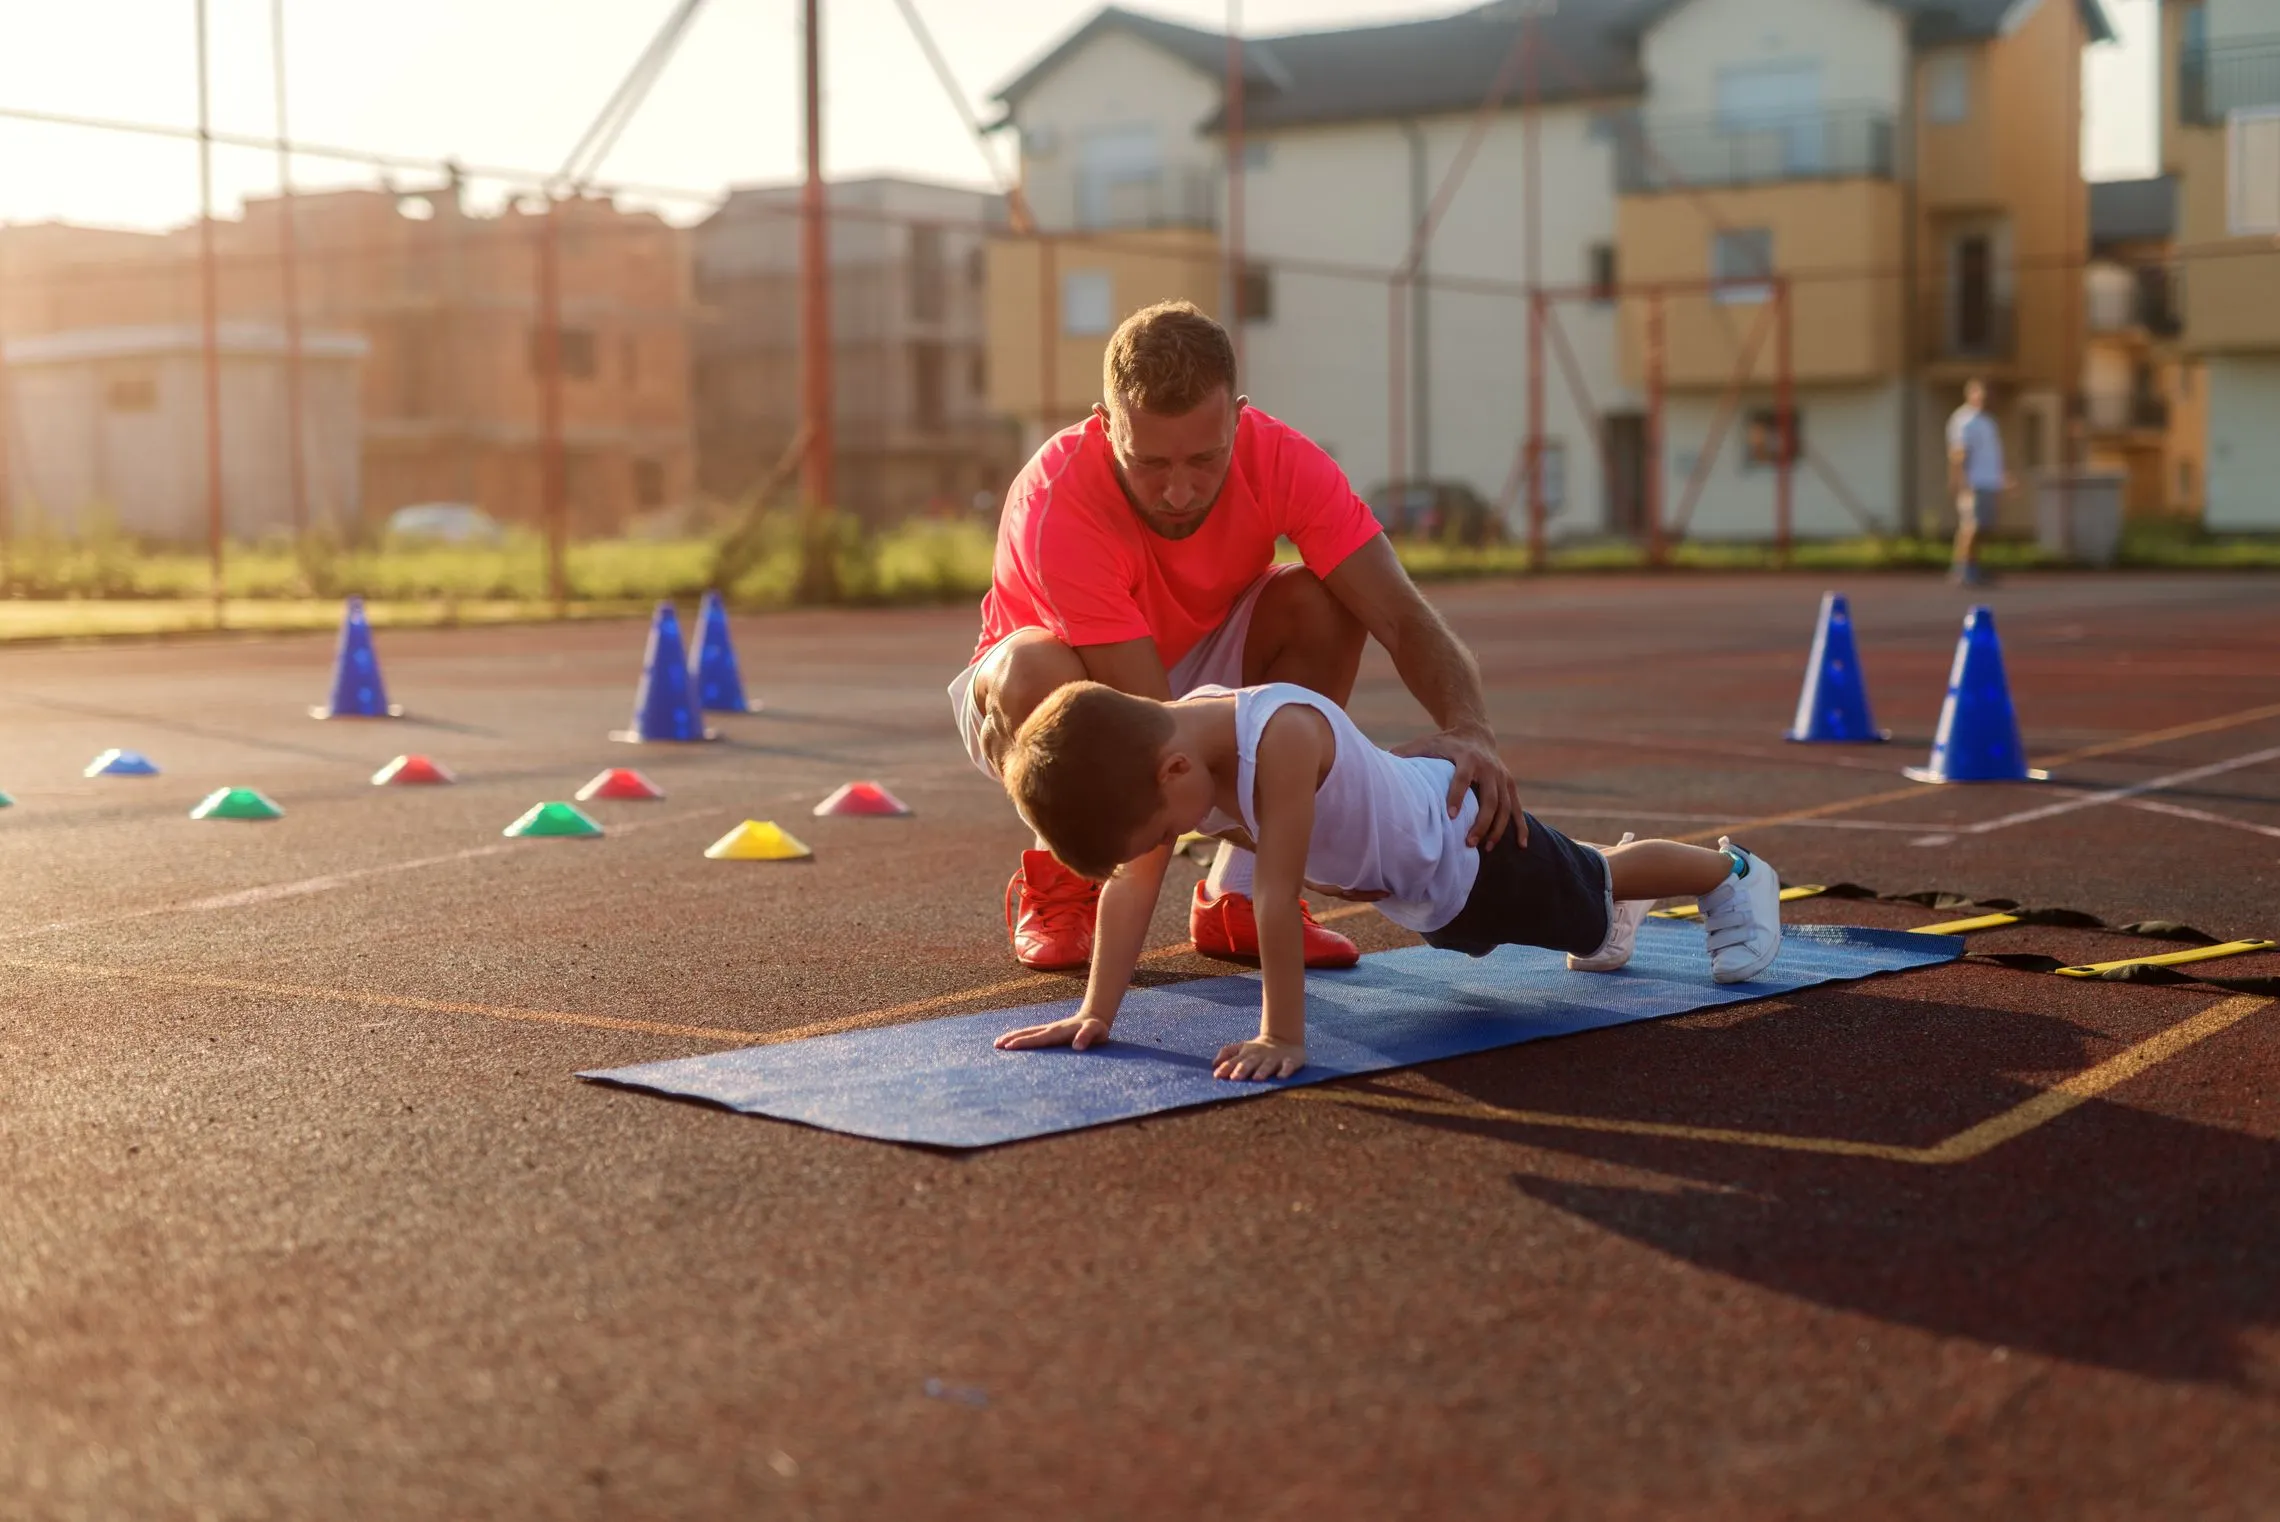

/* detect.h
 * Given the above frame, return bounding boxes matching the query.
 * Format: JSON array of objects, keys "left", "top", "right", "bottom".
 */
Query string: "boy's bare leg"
[{"left": 1603, "top": 839, "right": 1734, "bottom": 902}]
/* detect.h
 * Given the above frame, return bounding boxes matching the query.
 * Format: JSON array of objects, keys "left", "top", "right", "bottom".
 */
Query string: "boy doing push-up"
[{"left": 993, "top": 681, "right": 1784, "bottom": 1081}]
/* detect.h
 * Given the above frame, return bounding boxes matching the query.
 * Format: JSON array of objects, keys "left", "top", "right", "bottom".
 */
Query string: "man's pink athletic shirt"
[{"left": 973, "top": 407, "right": 1382, "bottom": 668}]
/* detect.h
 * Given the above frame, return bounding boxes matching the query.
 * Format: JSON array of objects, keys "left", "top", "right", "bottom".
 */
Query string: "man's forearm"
[{"left": 1387, "top": 603, "right": 1491, "bottom": 736}]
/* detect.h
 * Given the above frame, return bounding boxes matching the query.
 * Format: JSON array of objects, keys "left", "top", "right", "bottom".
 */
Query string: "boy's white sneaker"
[
  {"left": 1697, "top": 839, "right": 1782, "bottom": 984},
  {"left": 1569, "top": 834, "right": 1647, "bottom": 972}
]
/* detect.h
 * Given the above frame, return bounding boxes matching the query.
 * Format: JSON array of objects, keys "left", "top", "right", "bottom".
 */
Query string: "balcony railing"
[
  {"left": 2087, "top": 264, "right": 2182, "bottom": 336},
  {"left": 1927, "top": 297, "right": 2016, "bottom": 362},
  {"left": 1026, "top": 164, "right": 1219, "bottom": 233},
  {"left": 2087, "top": 392, "right": 2170, "bottom": 433},
  {"left": 2181, "top": 34, "right": 2280, "bottom": 125},
  {"left": 1615, "top": 107, "right": 1896, "bottom": 193}
]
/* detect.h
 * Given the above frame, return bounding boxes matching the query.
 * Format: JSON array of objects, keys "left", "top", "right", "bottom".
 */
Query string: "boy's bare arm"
[
  {"left": 994, "top": 846, "right": 1167, "bottom": 1054},
  {"left": 1214, "top": 709, "right": 1327, "bottom": 1082}
]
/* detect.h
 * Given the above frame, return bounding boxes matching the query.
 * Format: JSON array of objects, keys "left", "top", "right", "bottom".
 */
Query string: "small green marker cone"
[
  {"left": 503, "top": 801, "right": 604, "bottom": 839},
  {"left": 0, "top": 790, "right": 13, "bottom": 808},
  {"left": 190, "top": 786, "right": 283, "bottom": 821}
]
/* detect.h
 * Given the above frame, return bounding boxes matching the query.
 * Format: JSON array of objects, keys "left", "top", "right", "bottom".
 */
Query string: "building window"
[
  {"left": 1712, "top": 228, "right": 1773, "bottom": 303},
  {"left": 1926, "top": 52, "right": 1971, "bottom": 124},
  {"left": 105, "top": 373, "right": 157, "bottom": 413},
  {"left": 1242, "top": 139, "right": 1270, "bottom": 171},
  {"left": 633, "top": 458, "right": 665, "bottom": 508},
  {"left": 2228, "top": 107, "right": 2280, "bottom": 236},
  {"left": 1062, "top": 269, "right": 1114, "bottom": 336},
  {"left": 2177, "top": 458, "right": 2195, "bottom": 501},
  {"left": 531, "top": 326, "right": 597, "bottom": 379},
  {"left": 910, "top": 222, "right": 946, "bottom": 322},
  {"left": 1743, "top": 409, "right": 1803, "bottom": 467},
  {"left": 1535, "top": 439, "right": 1568, "bottom": 511},
  {"left": 1236, "top": 262, "right": 1272, "bottom": 324},
  {"left": 1588, "top": 242, "right": 1617, "bottom": 303},
  {"left": 914, "top": 341, "right": 947, "bottom": 429}
]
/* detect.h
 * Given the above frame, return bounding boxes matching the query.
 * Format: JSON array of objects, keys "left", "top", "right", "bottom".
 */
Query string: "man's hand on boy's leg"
[
  {"left": 995, "top": 1015, "right": 1113, "bottom": 1053},
  {"left": 1212, "top": 1034, "right": 1306, "bottom": 1082}
]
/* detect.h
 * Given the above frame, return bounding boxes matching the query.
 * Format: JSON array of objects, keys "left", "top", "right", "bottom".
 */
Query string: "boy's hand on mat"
[
  {"left": 995, "top": 1016, "right": 1112, "bottom": 1053},
  {"left": 1212, "top": 1035, "right": 1306, "bottom": 1082},
  {"left": 1392, "top": 723, "right": 1523, "bottom": 849}
]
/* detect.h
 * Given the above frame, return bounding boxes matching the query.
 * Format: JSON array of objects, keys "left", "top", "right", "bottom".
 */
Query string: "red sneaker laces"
[{"left": 1006, "top": 870, "right": 1098, "bottom": 937}]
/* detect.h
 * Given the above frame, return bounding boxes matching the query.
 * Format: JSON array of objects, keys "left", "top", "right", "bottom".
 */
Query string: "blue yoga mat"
[{"left": 582, "top": 924, "right": 1961, "bottom": 1149}]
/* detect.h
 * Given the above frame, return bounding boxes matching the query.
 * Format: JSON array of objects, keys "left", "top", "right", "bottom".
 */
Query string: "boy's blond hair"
[{"left": 1004, "top": 681, "right": 1177, "bottom": 880}]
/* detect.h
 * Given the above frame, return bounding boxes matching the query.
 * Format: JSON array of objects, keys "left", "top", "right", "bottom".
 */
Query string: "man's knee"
[
  {"left": 978, "top": 629, "right": 1085, "bottom": 731},
  {"left": 1250, "top": 570, "right": 1365, "bottom": 676}
]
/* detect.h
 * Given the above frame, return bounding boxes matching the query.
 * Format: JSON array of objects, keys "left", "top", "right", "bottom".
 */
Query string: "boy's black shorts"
[{"left": 1421, "top": 813, "right": 1613, "bottom": 959}]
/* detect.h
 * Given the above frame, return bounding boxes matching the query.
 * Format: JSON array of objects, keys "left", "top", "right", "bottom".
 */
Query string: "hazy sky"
[{"left": 0, "top": 0, "right": 2159, "bottom": 232}]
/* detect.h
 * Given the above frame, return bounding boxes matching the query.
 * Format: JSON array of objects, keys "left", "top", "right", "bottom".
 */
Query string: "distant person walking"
[{"left": 1945, "top": 378, "right": 2007, "bottom": 586}]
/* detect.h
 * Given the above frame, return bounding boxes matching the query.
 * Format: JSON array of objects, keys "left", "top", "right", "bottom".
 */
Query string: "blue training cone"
[
  {"left": 611, "top": 602, "right": 718, "bottom": 744},
  {"left": 1904, "top": 605, "right": 2048, "bottom": 784},
  {"left": 690, "top": 589, "right": 759, "bottom": 714},
  {"left": 1785, "top": 591, "right": 1887, "bottom": 743},
  {"left": 310, "top": 596, "right": 401, "bottom": 719}
]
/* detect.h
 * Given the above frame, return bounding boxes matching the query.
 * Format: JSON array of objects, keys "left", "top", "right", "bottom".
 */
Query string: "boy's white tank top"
[{"left": 1192, "top": 683, "right": 1480, "bottom": 933}]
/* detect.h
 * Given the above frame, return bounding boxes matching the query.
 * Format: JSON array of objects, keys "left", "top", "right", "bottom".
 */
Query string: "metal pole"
[
  {"left": 1039, "top": 233, "right": 1058, "bottom": 435},
  {"left": 1224, "top": 0, "right": 1244, "bottom": 376},
  {"left": 797, "top": 0, "right": 838, "bottom": 603},
  {"left": 1526, "top": 290, "right": 1545, "bottom": 568},
  {"left": 1645, "top": 288, "right": 1665, "bottom": 567},
  {"left": 536, "top": 199, "right": 567, "bottom": 614},
  {"left": 1522, "top": 2, "right": 1543, "bottom": 570},
  {"left": 272, "top": 0, "right": 307, "bottom": 544},
  {"left": 1387, "top": 280, "right": 1406, "bottom": 499},
  {"left": 1775, "top": 276, "right": 1794, "bottom": 566},
  {"left": 196, "top": 0, "right": 226, "bottom": 628}
]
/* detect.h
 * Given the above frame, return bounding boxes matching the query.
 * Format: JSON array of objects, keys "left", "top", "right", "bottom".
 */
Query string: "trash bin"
[{"left": 2033, "top": 469, "right": 2125, "bottom": 566}]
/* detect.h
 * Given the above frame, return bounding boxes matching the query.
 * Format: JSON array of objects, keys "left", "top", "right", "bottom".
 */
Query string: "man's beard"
[{"left": 1139, "top": 501, "right": 1216, "bottom": 541}]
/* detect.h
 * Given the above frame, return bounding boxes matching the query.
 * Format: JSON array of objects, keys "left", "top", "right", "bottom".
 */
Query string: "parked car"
[
  {"left": 1365, "top": 479, "right": 1501, "bottom": 547},
  {"left": 384, "top": 502, "right": 503, "bottom": 545}
]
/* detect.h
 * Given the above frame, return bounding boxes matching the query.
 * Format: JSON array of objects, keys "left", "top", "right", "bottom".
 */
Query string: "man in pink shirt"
[{"left": 950, "top": 300, "right": 1522, "bottom": 970}]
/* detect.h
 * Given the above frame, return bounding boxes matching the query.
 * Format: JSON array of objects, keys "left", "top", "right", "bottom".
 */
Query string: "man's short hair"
[
  {"left": 1003, "top": 681, "right": 1177, "bottom": 881},
  {"left": 1102, "top": 300, "right": 1236, "bottom": 418}
]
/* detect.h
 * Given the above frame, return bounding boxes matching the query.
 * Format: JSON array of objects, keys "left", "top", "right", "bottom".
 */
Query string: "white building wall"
[
  {"left": 1013, "top": 30, "right": 1224, "bottom": 229},
  {"left": 1661, "top": 380, "right": 1904, "bottom": 540},
  {"left": 1241, "top": 106, "right": 1631, "bottom": 534},
  {"left": 2204, "top": 356, "right": 2280, "bottom": 530},
  {"left": 1640, "top": 0, "right": 1908, "bottom": 115}
]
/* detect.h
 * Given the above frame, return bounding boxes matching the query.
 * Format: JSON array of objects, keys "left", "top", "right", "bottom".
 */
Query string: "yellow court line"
[
  {"left": 1920, "top": 994, "right": 2270, "bottom": 1162},
  {"left": 1649, "top": 884, "right": 1828, "bottom": 921},
  {"left": 1297, "top": 995, "right": 2271, "bottom": 1166},
  {"left": 1671, "top": 698, "right": 2280, "bottom": 846},
  {"left": 0, "top": 954, "right": 769, "bottom": 1045},
  {"left": 1910, "top": 912, "right": 2023, "bottom": 935},
  {"left": 2054, "top": 939, "right": 2276, "bottom": 977}
]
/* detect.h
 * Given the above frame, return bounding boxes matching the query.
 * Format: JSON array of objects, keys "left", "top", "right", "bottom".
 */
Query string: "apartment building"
[
  {"left": 984, "top": 0, "right": 2113, "bottom": 542},
  {"left": 2166, "top": 0, "right": 2280, "bottom": 531},
  {"left": 2081, "top": 174, "right": 2204, "bottom": 517},
  {"left": 0, "top": 186, "right": 696, "bottom": 537},
  {"left": 693, "top": 176, "right": 1019, "bottom": 524}
]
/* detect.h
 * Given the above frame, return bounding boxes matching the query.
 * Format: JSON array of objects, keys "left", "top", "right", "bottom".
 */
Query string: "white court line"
[
  {"left": 1910, "top": 744, "right": 2280, "bottom": 847},
  {"left": 2122, "top": 795, "right": 2280, "bottom": 843},
  {"left": 1538, "top": 806, "right": 1930, "bottom": 834},
  {"left": 1, "top": 806, "right": 730, "bottom": 941}
]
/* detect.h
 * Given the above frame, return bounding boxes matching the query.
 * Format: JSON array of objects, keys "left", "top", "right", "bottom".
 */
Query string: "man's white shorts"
[{"left": 948, "top": 564, "right": 1299, "bottom": 779}]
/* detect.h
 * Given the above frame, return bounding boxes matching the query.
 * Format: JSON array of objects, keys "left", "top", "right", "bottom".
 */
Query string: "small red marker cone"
[
  {"left": 373, "top": 754, "right": 454, "bottom": 786},
  {"left": 576, "top": 767, "right": 665, "bottom": 802},
  {"left": 813, "top": 780, "right": 911, "bottom": 817}
]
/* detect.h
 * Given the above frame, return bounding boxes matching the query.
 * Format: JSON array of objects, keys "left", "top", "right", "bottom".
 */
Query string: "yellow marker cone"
[{"left": 703, "top": 819, "right": 812, "bottom": 861}]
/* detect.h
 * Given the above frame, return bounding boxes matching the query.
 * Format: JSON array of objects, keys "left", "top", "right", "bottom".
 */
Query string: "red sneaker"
[
  {"left": 1005, "top": 849, "right": 1101, "bottom": 971},
  {"left": 1189, "top": 882, "right": 1360, "bottom": 969}
]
